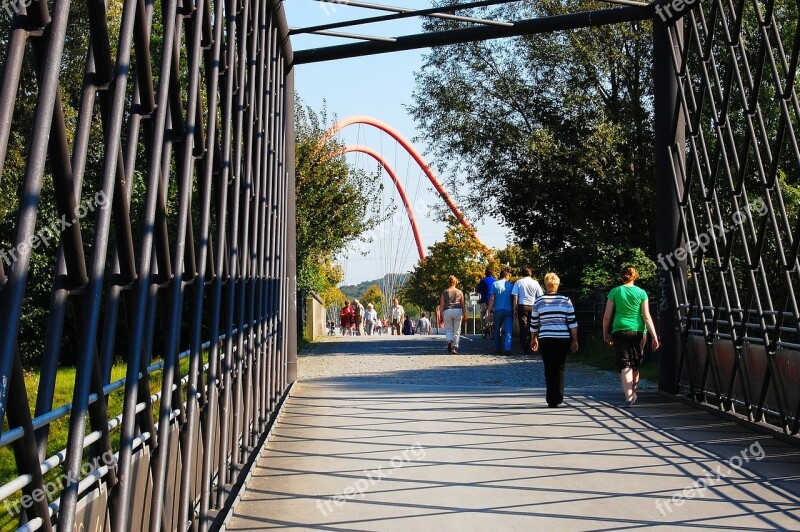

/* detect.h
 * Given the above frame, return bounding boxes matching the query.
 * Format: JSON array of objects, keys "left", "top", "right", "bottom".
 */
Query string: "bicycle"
[{"left": 480, "top": 307, "right": 494, "bottom": 339}]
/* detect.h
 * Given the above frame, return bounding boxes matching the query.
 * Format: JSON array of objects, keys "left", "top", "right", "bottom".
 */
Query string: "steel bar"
[
  {"left": 198, "top": 0, "right": 229, "bottom": 526},
  {"left": 309, "top": 0, "right": 518, "bottom": 28},
  {"left": 293, "top": 5, "right": 654, "bottom": 64},
  {"left": 292, "top": 28, "right": 398, "bottom": 42}
]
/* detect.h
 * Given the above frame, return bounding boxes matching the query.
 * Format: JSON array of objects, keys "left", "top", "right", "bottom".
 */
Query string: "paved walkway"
[
  {"left": 227, "top": 336, "right": 800, "bottom": 531},
  {"left": 297, "top": 334, "right": 656, "bottom": 390}
]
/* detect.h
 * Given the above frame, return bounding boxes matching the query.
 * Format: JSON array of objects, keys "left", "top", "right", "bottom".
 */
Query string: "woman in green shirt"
[{"left": 602, "top": 266, "right": 660, "bottom": 407}]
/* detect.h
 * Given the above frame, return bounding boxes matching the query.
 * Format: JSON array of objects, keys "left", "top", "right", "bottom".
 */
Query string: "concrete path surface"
[{"left": 227, "top": 337, "right": 800, "bottom": 531}]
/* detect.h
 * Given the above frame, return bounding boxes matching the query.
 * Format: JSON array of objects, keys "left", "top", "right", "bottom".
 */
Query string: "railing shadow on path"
[{"left": 225, "top": 337, "right": 800, "bottom": 531}]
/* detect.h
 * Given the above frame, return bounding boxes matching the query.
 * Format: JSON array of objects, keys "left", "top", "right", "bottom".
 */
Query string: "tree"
[
  {"left": 578, "top": 245, "right": 656, "bottom": 296},
  {"left": 295, "top": 103, "right": 379, "bottom": 301},
  {"left": 411, "top": 0, "right": 655, "bottom": 288},
  {"left": 400, "top": 219, "right": 500, "bottom": 310},
  {"left": 360, "top": 284, "right": 385, "bottom": 317}
]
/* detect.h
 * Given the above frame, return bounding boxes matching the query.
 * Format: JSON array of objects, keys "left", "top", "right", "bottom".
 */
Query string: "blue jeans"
[{"left": 493, "top": 308, "right": 513, "bottom": 352}]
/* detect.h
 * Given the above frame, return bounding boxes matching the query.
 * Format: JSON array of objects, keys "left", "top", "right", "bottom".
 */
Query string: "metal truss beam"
[
  {"left": 293, "top": 5, "right": 653, "bottom": 64},
  {"left": 296, "top": 0, "right": 520, "bottom": 35}
]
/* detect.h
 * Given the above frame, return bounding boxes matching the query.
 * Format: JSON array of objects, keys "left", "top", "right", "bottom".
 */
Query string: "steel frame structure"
[
  {"left": 658, "top": 0, "right": 800, "bottom": 435},
  {"left": 0, "top": 0, "right": 296, "bottom": 530},
  {"left": 0, "top": 0, "right": 799, "bottom": 530}
]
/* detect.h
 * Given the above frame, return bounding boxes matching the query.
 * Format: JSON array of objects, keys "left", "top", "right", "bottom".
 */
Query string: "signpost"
[{"left": 469, "top": 292, "right": 480, "bottom": 335}]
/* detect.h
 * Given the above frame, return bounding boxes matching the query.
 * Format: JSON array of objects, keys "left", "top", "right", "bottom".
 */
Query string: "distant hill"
[{"left": 340, "top": 273, "right": 408, "bottom": 300}]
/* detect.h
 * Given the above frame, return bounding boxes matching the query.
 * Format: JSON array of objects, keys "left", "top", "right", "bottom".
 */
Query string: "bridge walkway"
[{"left": 226, "top": 336, "right": 800, "bottom": 531}]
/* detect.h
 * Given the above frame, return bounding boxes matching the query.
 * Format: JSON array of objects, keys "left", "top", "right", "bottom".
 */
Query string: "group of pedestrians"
[
  {"left": 442, "top": 265, "right": 658, "bottom": 408},
  {"left": 338, "top": 298, "right": 435, "bottom": 337},
  {"left": 339, "top": 299, "right": 383, "bottom": 336}
]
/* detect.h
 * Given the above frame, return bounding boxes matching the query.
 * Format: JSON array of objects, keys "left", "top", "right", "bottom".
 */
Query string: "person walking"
[
  {"left": 511, "top": 266, "right": 543, "bottom": 354},
  {"left": 476, "top": 267, "right": 496, "bottom": 337},
  {"left": 487, "top": 268, "right": 514, "bottom": 354},
  {"left": 440, "top": 275, "right": 467, "bottom": 353},
  {"left": 402, "top": 316, "right": 415, "bottom": 335},
  {"left": 602, "top": 266, "right": 660, "bottom": 407},
  {"left": 390, "top": 298, "right": 405, "bottom": 335},
  {"left": 530, "top": 273, "right": 579, "bottom": 408},
  {"left": 364, "top": 303, "right": 378, "bottom": 335},
  {"left": 416, "top": 313, "right": 432, "bottom": 335},
  {"left": 353, "top": 300, "right": 365, "bottom": 336},
  {"left": 340, "top": 301, "right": 353, "bottom": 336}
]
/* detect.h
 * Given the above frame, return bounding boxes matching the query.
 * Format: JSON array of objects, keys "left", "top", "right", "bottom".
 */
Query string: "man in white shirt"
[
  {"left": 390, "top": 298, "right": 404, "bottom": 336},
  {"left": 416, "top": 313, "right": 432, "bottom": 335},
  {"left": 364, "top": 303, "right": 378, "bottom": 335},
  {"left": 511, "top": 266, "right": 543, "bottom": 355}
]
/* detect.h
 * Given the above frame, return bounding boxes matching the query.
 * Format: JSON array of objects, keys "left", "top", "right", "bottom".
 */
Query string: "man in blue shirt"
[
  {"left": 487, "top": 268, "right": 514, "bottom": 354},
  {"left": 476, "top": 267, "right": 496, "bottom": 336}
]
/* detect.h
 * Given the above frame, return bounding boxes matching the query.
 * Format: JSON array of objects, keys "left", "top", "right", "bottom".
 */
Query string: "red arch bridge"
[{"left": 0, "top": 1, "right": 798, "bottom": 531}]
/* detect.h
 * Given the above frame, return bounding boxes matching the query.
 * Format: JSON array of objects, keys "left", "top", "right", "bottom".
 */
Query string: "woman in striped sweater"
[{"left": 530, "top": 273, "right": 579, "bottom": 408}]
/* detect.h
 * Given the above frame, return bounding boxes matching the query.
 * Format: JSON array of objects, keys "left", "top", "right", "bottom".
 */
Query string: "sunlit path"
[{"left": 226, "top": 338, "right": 800, "bottom": 531}]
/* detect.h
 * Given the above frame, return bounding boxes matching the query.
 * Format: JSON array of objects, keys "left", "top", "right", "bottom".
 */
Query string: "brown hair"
[
  {"left": 621, "top": 266, "right": 639, "bottom": 284},
  {"left": 448, "top": 275, "right": 459, "bottom": 287}
]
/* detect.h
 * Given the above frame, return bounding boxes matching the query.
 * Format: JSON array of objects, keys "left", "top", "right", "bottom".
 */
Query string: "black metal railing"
[
  {"left": 0, "top": 0, "right": 296, "bottom": 530},
  {"left": 660, "top": 0, "right": 800, "bottom": 435}
]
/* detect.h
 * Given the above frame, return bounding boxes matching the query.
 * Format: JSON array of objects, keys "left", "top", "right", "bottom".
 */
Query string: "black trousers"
[
  {"left": 517, "top": 304, "right": 533, "bottom": 353},
  {"left": 539, "top": 337, "right": 571, "bottom": 406}
]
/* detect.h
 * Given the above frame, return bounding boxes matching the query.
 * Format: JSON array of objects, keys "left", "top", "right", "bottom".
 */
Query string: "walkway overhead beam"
[
  {"left": 295, "top": 0, "right": 521, "bottom": 35},
  {"left": 291, "top": 28, "right": 398, "bottom": 42},
  {"left": 294, "top": 5, "right": 654, "bottom": 64}
]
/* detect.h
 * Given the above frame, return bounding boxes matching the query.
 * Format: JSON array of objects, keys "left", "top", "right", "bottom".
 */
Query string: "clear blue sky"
[{"left": 284, "top": 1, "right": 512, "bottom": 284}]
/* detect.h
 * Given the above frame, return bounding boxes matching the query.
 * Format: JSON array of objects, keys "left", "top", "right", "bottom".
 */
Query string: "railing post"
[
  {"left": 285, "top": 64, "right": 298, "bottom": 385},
  {"left": 653, "top": 14, "right": 684, "bottom": 394}
]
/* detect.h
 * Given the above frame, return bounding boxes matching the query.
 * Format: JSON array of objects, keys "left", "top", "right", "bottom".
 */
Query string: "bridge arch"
[
  {"left": 341, "top": 144, "right": 426, "bottom": 261},
  {"left": 329, "top": 115, "right": 489, "bottom": 252}
]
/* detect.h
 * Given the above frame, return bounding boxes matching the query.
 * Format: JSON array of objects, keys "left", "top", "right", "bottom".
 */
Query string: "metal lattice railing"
[
  {"left": 662, "top": 0, "right": 800, "bottom": 434},
  {"left": 0, "top": 0, "right": 296, "bottom": 530}
]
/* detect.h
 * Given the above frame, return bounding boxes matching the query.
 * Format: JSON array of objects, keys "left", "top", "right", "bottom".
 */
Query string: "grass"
[
  {"left": 574, "top": 337, "right": 659, "bottom": 382},
  {"left": 297, "top": 337, "right": 312, "bottom": 352},
  {"left": 0, "top": 354, "right": 199, "bottom": 530}
]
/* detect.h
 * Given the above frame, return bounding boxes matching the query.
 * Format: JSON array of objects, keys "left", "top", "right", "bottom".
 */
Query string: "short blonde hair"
[
  {"left": 448, "top": 275, "right": 459, "bottom": 287},
  {"left": 544, "top": 272, "right": 560, "bottom": 292}
]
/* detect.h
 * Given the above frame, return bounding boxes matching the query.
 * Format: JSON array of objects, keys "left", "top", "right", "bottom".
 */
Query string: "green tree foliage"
[
  {"left": 360, "top": 284, "right": 385, "bottom": 316},
  {"left": 295, "top": 103, "right": 378, "bottom": 301},
  {"left": 401, "top": 302, "right": 424, "bottom": 320},
  {"left": 400, "top": 220, "right": 499, "bottom": 310},
  {"left": 411, "top": 0, "right": 654, "bottom": 286},
  {"left": 579, "top": 246, "right": 656, "bottom": 296}
]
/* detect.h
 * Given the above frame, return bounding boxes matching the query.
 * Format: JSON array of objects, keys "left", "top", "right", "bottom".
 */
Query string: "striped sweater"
[{"left": 530, "top": 293, "right": 577, "bottom": 339}]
